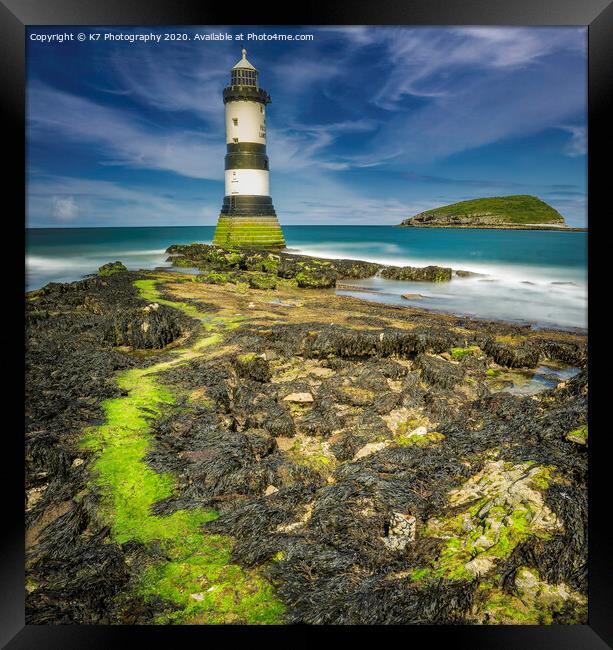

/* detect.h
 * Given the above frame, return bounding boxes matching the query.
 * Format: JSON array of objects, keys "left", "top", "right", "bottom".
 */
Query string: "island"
[
  {"left": 399, "top": 195, "right": 586, "bottom": 231},
  {"left": 25, "top": 245, "right": 588, "bottom": 626}
]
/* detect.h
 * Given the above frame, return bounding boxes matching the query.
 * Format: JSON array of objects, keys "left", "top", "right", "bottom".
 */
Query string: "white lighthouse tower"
[{"left": 213, "top": 48, "right": 285, "bottom": 248}]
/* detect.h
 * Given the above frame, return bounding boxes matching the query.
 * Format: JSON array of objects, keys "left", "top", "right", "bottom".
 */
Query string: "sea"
[{"left": 26, "top": 226, "right": 588, "bottom": 332}]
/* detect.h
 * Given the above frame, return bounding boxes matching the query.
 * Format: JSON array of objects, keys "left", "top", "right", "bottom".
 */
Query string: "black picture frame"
[{"left": 5, "top": 0, "right": 611, "bottom": 647}]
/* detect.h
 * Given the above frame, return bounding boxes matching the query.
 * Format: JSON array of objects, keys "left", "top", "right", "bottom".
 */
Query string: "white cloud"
[
  {"left": 28, "top": 174, "right": 220, "bottom": 227},
  {"left": 51, "top": 195, "right": 79, "bottom": 221},
  {"left": 559, "top": 125, "right": 587, "bottom": 156}
]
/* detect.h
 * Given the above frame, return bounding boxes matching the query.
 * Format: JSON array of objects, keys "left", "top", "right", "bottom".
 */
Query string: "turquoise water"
[{"left": 26, "top": 226, "right": 587, "bottom": 330}]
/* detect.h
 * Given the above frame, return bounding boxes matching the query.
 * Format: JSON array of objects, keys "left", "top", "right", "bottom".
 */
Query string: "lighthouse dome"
[{"left": 231, "top": 48, "right": 258, "bottom": 86}]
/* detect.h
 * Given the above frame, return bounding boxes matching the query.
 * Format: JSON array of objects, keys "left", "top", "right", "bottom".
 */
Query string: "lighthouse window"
[
  {"left": 233, "top": 137, "right": 238, "bottom": 143},
  {"left": 232, "top": 118, "right": 238, "bottom": 126}
]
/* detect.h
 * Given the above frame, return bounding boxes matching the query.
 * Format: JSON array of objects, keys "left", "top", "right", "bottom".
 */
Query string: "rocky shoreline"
[
  {"left": 25, "top": 247, "right": 588, "bottom": 625},
  {"left": 397, "top": 223, "right": 587, "bottom": 232}
]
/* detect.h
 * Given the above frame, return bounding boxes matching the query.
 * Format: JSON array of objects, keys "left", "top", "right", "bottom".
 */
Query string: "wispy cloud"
[
  {"left": 558, "top": 125, "right": 587, "bottom": 156},
  {"left": 28, "top": 82, "right": 223, "bottom": 180}
]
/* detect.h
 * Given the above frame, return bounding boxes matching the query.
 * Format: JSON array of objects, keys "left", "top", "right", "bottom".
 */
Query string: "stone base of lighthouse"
[{"left": 213, "top": 196, "right": 285, "bottom": 249}]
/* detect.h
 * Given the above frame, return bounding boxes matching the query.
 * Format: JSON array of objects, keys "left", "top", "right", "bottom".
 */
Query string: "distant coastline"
[{"left": 397, "top": 224, "right": 587, "bottom": 232}]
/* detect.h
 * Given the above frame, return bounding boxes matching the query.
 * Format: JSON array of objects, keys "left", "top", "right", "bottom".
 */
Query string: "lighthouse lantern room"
[{"left": 213, "top": 49, "right": 286, "bottom": 248}]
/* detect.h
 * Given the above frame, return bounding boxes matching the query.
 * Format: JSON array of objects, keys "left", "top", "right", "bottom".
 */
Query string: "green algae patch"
[
  {"left": 80, "top": 283, "right": 284, "bottom": 624},
  {"left": 133, "top": 278, "right": 204, "bottom": 320},
  {"left": 566, "top": 425, "right": 588, "bottom": 446},
  {"left": 82, "top": 364, "right": 283, "bottom": 623},
  {"left": 412, "top": 459, "right": 561, "bottom": 587},
  {"left": 286, "top": 436, "right": 336, "bottom": 476},
  {"left": 139, "top": 528, "right": 283, "bottom": 624},
  {"left": 450, "top": 346, "right": 480, "bottom": 360},
  {"left": 196, "top": 272, "right": 235, "bottom": 285},
  {"left": 396, "top": 431, "right": 445, "bottom": 447},
  {"left": 477, "top": 567, "right": 587, "bottom": 624}
]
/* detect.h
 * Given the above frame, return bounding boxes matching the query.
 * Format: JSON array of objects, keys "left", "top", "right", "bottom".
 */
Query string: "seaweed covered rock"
[
  {"left": 380, "top": 265, "right": 452, "bottom": 283},
  {"left": 166, "top": 243, "right": 462, "bottom": 289},
  {"left": 98, "top": 261, "right": 128, "bottom": 277},
  {"left": 234, "top": 353, "right": 272, "bottom": 383},
  {"left": 247, "top": 272, "right": 277, "bottom": 290},
  {"left": 484, "top": 336, "right": 540, "bottom": 368},
  {"left": 105, "top": 303, "right": 186, "bottom": 349},
  {"left": 415, "top": 354, "right": 465, "bottom": 389},
  {"left": 295, "top": 267, "right": 336, "bottom": 289}
]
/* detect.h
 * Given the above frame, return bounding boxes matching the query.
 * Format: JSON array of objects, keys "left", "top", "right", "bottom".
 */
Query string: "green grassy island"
[{"left": 399, "top": 195, "right": 583, "bottom": 230}]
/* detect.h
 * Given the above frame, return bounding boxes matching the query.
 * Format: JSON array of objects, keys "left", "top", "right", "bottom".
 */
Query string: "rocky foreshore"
[
  {"left": 25, "top": 250, "right": 588, "bottom": 625},
  {"left": 166, "top": 242, "right": 455, "bottom": 286}
]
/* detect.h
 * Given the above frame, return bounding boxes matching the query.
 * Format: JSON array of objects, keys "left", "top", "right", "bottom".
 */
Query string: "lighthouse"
[{"left": 213, "top": 49, "right": 286, "bottom": 248}]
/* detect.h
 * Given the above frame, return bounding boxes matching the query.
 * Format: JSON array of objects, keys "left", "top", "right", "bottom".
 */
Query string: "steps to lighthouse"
[{"left": 213, "top": 215, "right": 286, "bottom": 249}]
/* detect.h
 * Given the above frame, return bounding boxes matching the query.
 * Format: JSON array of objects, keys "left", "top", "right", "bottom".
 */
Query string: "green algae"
[
  {"left": 411, "top": 460, "right": 560, "bottom": 587},
  {"left": 478, "top": 567, "right": 587, "bottom": 624},
  {"left": 566, "top": 425, "right": 588, "bottom": 445},
  {"left": 80, "top": 277, "right": 284, "bottom": 624},
  {"left": 133, "top": 278, "right": 205, "bottom": 320},
  {"left": 450, "top": 346, "right": 480, "bottom": 360},
  {"left": 287, "top": 437, "right": 336, "bottom": 474},
  {"left": 396, "top": 431, "right": 445, "bottom": 447},
  {"left": 133, "top": 278, "right": 244, "bottom": 333}
]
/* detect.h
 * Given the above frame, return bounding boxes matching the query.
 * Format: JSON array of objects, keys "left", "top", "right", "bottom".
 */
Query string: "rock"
[
  {"left": 275, "top": 437, "right": 295, "bottom": 452},
  {"left": 248, "top": 272, "right": 277, "bottom": 290},
  {"left": 483, "top": 337, "right": 540, "bottom": 368},
  {"left": 190, "top": 593, "right": 204, "bottom": 601},
  {"left": 166, "top": 243, "right": 380, "bottom": 290},
  {"left": 295, "top": 267, "right": 336, "bottom": 289},
  {"left": 105, "top": 303, "right": 186, "bottom": 349},
  {"left": 97, "top": 261, "right": 128, "bottom": 277},
  {"left": 566, "top": 425, "right": 588, "bottom": 446},
  {"left": 465, "top": 556, "right": 495, "bottom": 577},
  {"left": 382, "top": 512, "right": 417, "bottom": 551},
  {"left": 380, "top": 265, "right": 452, "bottom": 283},
  {"left": 234, "top": 353, "right": 271, "bottom": 382},
  {"left": 401, "top": 293, "right": 425, "bottom": 300},
  {"left": 414, "top": 353, "right": 465, "bottom": 388},
  {"left": 264, "top": 485, "right": 279, "bottom": 496},
  {"left": 283, "top": 392, "right": 314, "bottom": 404},
  {"left": 408, "top": 426, "right": 428, "bottom": 437},
  {"left": 455, "top": 270, "right": 483, "bottom": 278},
  {"left": 353, "top": 440, "right": 389, "bottom": 460}
]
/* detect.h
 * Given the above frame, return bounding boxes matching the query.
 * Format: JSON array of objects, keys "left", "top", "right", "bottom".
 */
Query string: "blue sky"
[{"left": 26, "top": 26, "right": 587, "bottom": 227}]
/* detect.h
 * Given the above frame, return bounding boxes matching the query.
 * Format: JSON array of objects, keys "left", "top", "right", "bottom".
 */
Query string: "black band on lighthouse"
[
  {"left": 223, "top": 87, "right": 271, "bottom": 105},
  {"left": 224, "top": 152, "right": 269, "bottom": 170},
  {"left": 221, "top": 195, "right": 277, "bottom": 217},
  {"left": 226, "top": 142, "right": 267, "bottom": 154}
]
